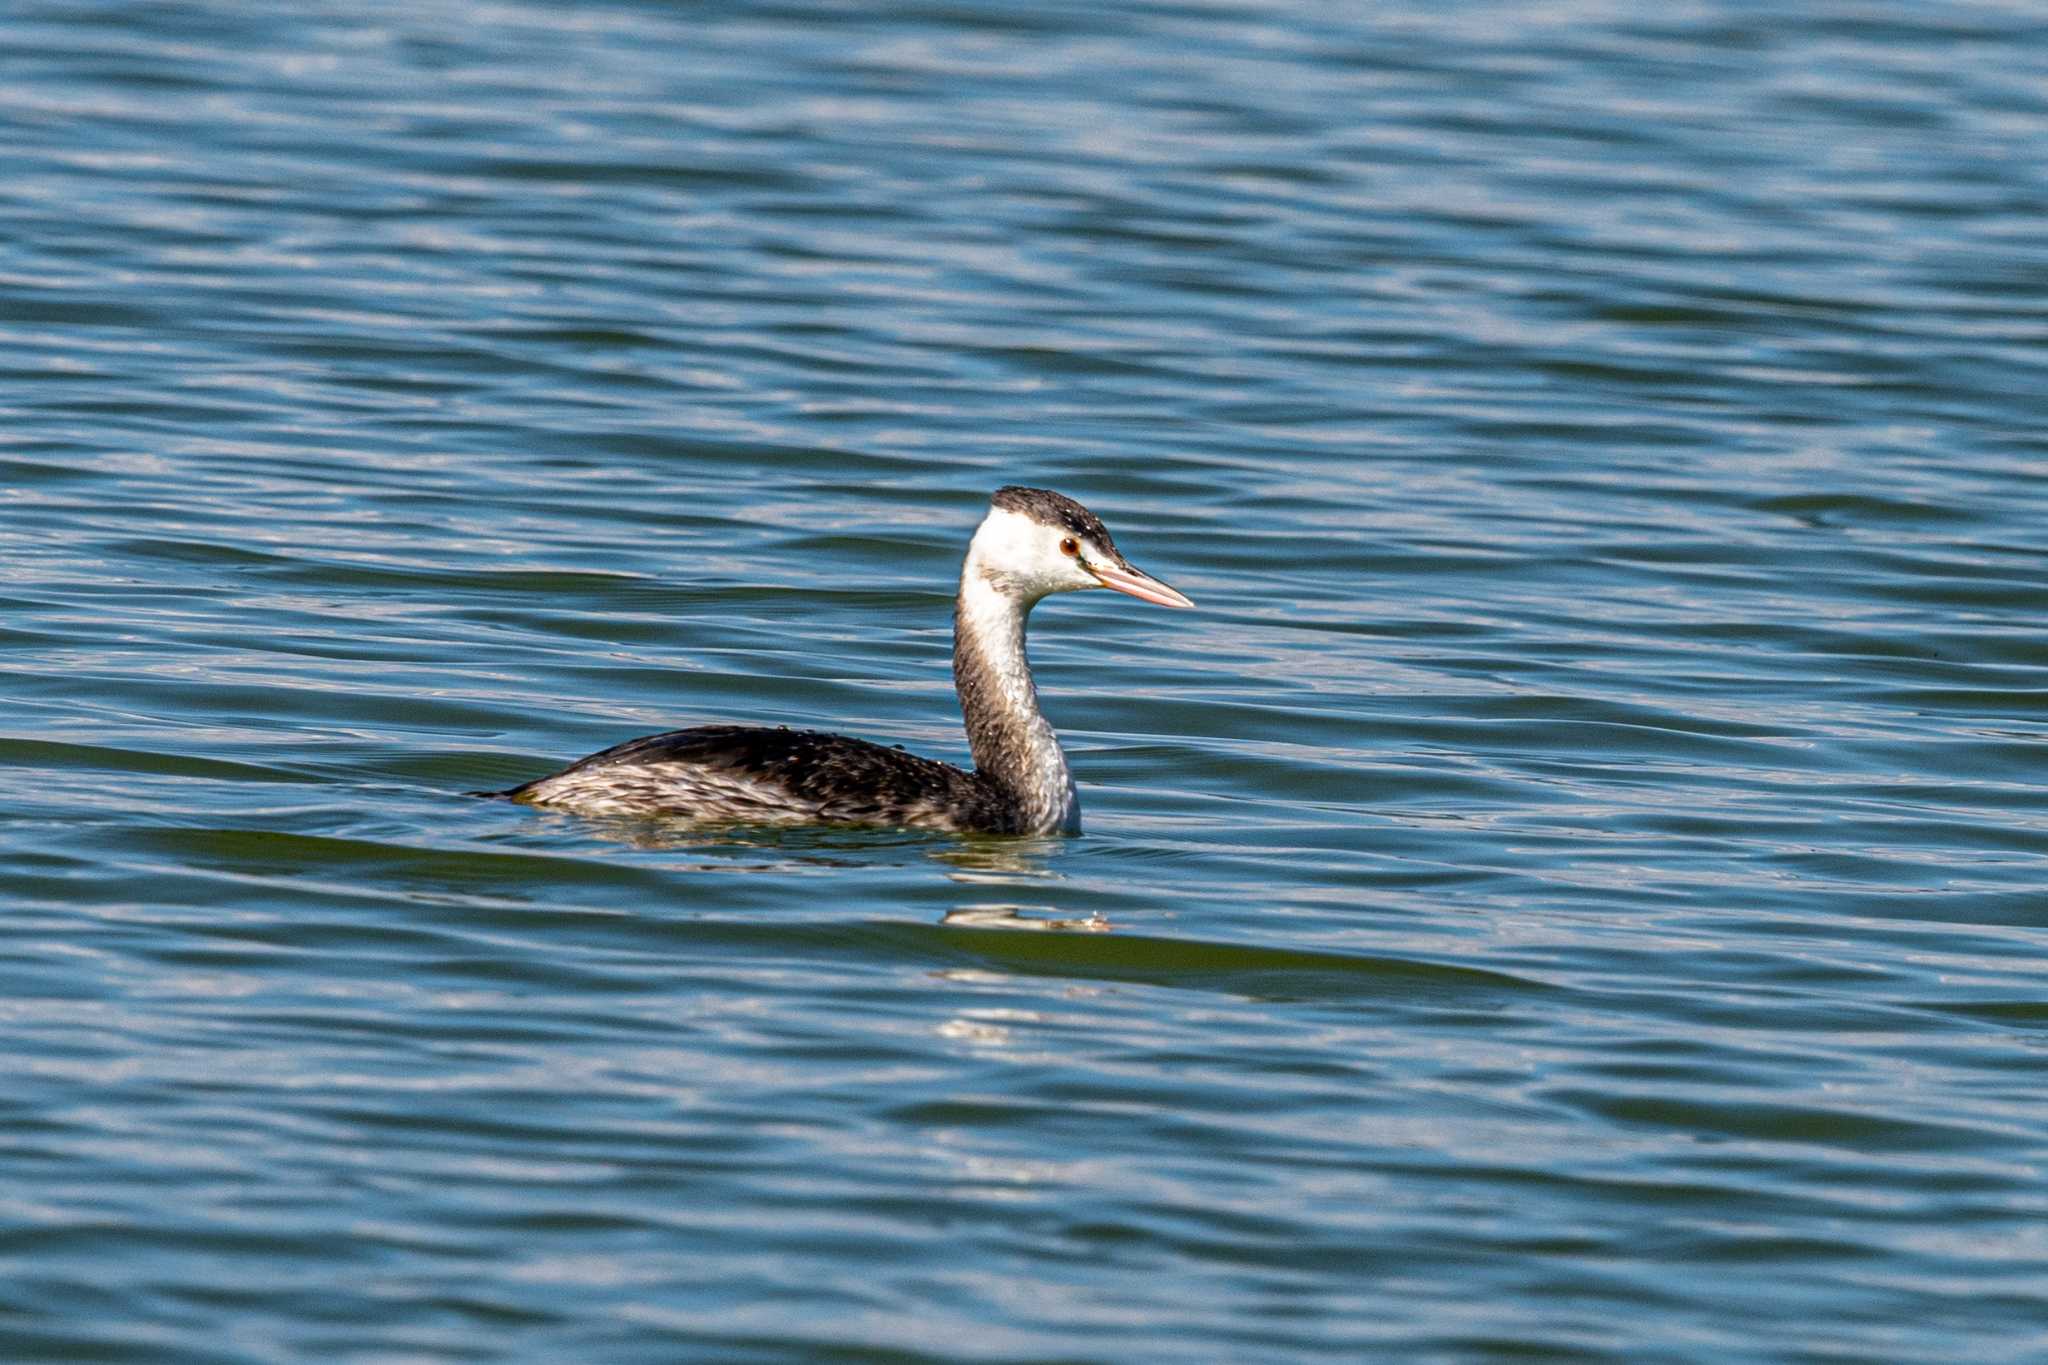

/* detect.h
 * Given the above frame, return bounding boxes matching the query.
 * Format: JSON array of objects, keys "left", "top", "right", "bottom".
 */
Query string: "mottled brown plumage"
[{"left": 495, "top": 724, "right": 1021, "bottom": 830}]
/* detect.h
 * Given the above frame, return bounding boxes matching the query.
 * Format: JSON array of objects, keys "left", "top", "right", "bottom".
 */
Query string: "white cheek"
[
  {"left": 967, "top": 508, "right": 1105, "bottom": 599},
  {"left": 1055, "top": 558, "right": 1098, "bottom": 593},
  {"left": 977, "top": 508, "right": 1042, "bottom": 559},
  {"left": 1018, "top": 560, "right": 1072, "bottom": 597},
  {"left": 1034, "top": 542, "right": 1097, "bottom": 595}
]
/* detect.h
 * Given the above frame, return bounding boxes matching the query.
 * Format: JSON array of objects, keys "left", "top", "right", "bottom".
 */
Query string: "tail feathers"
[{"left": 465, "top": 784, "right": 525, "bottom": 800}]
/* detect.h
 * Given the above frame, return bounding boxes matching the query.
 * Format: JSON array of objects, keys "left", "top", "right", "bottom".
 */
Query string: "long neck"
[{"left": 953, "top": 570, "right": 1078, "bottom": 835}]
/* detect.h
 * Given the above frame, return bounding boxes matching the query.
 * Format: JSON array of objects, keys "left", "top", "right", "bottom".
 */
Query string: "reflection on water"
[
  {"left": 509, "top": 812, "right": 1102, "bottom": 926},
  {"left": 936, "top": 838, "right": 1111, "bottom": 930},
  {"left": 940, "top": 905, "right": 1112, "bottom": 933}
]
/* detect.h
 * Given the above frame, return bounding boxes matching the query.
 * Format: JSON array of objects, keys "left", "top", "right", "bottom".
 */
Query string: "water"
[{"left": 4, "top": 1, "right": 2046, "bottom": 1358}]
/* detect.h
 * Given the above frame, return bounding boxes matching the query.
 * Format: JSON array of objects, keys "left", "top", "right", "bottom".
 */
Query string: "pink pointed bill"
[{"left": 1087, "top": 560, "right": 1195, "bottom": 609}]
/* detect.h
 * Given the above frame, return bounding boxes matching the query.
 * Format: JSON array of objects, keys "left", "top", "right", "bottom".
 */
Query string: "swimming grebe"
[{"left": 484, "top": 486, "right": 1193, "bottom": 834}]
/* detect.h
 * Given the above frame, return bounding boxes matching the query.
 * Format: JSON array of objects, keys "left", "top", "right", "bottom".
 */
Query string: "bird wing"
[{"left": 507, "top": 725, "right": 1012, "bottom": 830}]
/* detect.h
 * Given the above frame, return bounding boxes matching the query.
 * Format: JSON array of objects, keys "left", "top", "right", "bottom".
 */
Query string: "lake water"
[{"left": 3, "top": 1, "right": 2046, "bottom": 1359}]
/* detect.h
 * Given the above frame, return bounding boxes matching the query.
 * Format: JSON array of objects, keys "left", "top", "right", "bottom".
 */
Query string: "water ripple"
[{"left": 1, "top": 0, "right": 2046, "bottom": 1359}]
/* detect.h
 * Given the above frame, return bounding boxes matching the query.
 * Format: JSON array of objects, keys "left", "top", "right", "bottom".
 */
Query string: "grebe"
[{"left": 484, "top": 486, "right": 1193, "bottom": 834}]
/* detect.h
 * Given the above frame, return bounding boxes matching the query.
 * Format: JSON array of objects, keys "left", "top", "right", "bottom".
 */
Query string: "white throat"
[{"left": 954, "top": 546, "right": 1079, "bottom": 835}]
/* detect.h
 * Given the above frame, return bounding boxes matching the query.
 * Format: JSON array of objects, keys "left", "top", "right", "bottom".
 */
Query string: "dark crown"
[{"left": 990, "top": 485, "right": 1115, "bottom": 551}]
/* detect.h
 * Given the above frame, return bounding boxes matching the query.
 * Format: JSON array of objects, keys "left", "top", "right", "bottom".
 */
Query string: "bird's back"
[{"left": 491, "top": 724, "right": 1019, "bottom": 832}]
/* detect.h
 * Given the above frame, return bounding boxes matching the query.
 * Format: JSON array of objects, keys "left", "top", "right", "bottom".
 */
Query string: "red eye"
[{"left": 1059, "top": 537, "right": 1079, "bottom": 557}]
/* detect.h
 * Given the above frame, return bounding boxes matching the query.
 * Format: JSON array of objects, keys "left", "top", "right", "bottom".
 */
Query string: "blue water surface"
[{"left": 2, "top": 1, "right": 2046, "bottom": 1359}]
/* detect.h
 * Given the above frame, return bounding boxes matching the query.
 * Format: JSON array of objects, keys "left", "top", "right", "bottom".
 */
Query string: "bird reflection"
[
  {"left": 939, "top": 905, "right": 1110, "bottom": 933},
  {"left": 933, "top": 838, "right": 1109, "bottom": 931},
  {"left": 497, "top": 816, "right": 1110, "bottom": 929}
]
